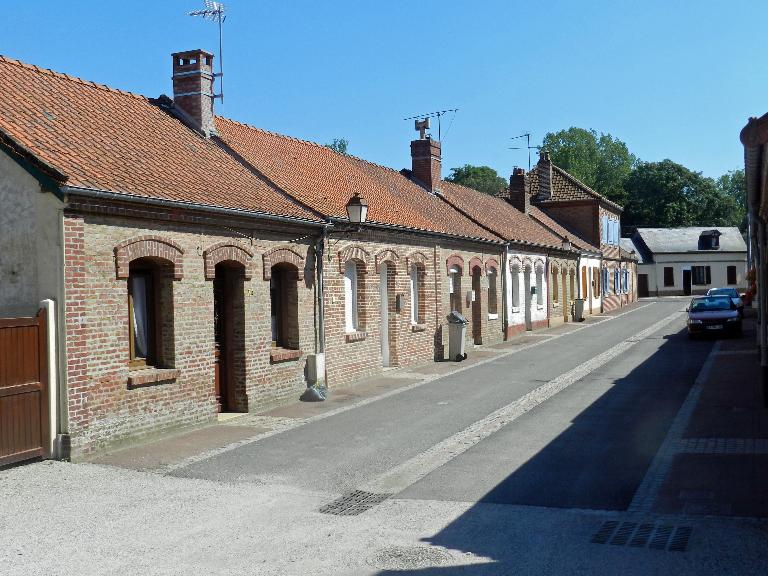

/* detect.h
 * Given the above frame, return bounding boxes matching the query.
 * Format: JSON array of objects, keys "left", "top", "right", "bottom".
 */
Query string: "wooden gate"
[{"left": 0, "top": 309, "right": 49, "bottom": 466}]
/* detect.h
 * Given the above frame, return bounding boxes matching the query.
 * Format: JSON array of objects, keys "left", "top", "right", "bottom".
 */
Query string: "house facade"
[
  {"left": 626, "top": 227, "right": 747, "bottom": 297},
  {"left": 525, "top": 151, "right": 638, "bottom": 313}
]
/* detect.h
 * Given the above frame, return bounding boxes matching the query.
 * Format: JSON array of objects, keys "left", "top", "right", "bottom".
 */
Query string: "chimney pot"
[
  {"left": 535, "top": 149, "right": 553, "bottom": 201},
  {"left": 172, "top": 49, "right": 217, "bottom": 136}
]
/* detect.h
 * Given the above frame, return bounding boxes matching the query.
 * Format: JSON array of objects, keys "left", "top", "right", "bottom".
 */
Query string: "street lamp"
[
  {"left": 345, "top": 192, "right": 369, "bottom": 225},
  {"left": 561, "top": 236, "right": 572, "bottom": 251}
]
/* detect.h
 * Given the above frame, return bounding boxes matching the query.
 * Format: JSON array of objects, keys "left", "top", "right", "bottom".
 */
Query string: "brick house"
[
  {"left": 216, "top": 118, "right": 508, "bottom": 381},
  {"left": 527, "top": 151, "right": 638, "bottom": 312},
  {"left": 0, "top": 50, "right": 513, "bottom": 457}
]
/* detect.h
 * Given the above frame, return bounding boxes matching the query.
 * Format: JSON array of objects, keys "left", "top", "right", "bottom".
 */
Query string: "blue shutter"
[{"left": 601, "top": 216, "right": 607, "bottom": 244}]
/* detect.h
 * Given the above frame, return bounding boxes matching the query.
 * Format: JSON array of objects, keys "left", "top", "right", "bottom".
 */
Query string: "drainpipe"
[
  {"left": 502, "top": 243, "right": 510, "bottom": 339},
  {"left": 760, "top": 220, "right": 768, "bottom": 408},
  {"left": 317, "top": 225, "right": 328, "bottom": 355}
]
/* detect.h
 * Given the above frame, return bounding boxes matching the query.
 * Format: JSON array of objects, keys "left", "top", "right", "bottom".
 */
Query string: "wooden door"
[
  {"left": 638, "top": 274, "right": 649, "bottom": 298},
  {"left": 0, "top": 309, "right": 49, "bottom": 466},
  {"left": 471, "top": 267, "right": 482, "bottom": 344}
]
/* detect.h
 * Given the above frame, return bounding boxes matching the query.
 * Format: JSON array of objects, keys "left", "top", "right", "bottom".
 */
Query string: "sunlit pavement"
[{"left": 2, "top": 298, "right": 767, "bottom": 575}]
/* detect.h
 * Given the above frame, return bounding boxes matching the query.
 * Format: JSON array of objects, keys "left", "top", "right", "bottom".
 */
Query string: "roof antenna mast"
[
  {"left": 403, "top": 109, "right": 458, "bottom": 141},
  {"left": 509, "top": 132, "right": 540, "bottom": 171},
  {"left": 189, "top": 0, "right": 227, "bottom": 103}
]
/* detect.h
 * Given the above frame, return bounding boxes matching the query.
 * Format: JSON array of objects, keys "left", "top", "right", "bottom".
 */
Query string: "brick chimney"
[
  {"left": 172, "top": 49, "right": 216, "bottom": 136},
  {"left": 410, "top": 137, "right": 441, "bottom": 192},
  {"left": 508, "top": 167, "right": 529, "bottom": 214},
  {"left": 534, "top": 149, "right": 553, "bottom": 202}
]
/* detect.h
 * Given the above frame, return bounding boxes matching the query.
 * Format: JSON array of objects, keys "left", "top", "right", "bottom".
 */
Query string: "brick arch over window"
[
  {"left": 446, "top": 254, "right": 464, "bottom": 275},
  {"left": 522, "top": 257, "right": 533, "bottom": 273},
  {"left": 509, "top": 256, "right": 522, "bottom": 271},
  {"left": 114, "top": 235, "right": 184, "bottom": 279},
  {"left": 375, "top": 249, "right": 401, "bottom": 274},
  {"left": 534, "top": 259, "right": 545, "bottom": 274},
  {"left": 406, "top": 251, "right": 429, "bottom": 272},
  {"left": 338, "top": 245, "right": 371, "bottom": 274},
  {"left": 203, "top": 241, "right": 254, "bottom": 280},
  {"left": 485, "top": 258, "right": 499, "bottom": 275},
  {"left": 468, "top": 256, "right": 484, "bottom": 275},
  {"left": 263, "top": 246, "right": 305, "bottom": 280}
]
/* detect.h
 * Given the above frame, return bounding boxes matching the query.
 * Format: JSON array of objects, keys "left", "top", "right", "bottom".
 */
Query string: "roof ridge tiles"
[{"left": 0, "top": 53, "right": 147, "bottom": 100}]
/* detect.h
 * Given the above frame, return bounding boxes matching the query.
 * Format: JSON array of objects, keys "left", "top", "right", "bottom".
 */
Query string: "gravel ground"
[{"left": 2, "top": 461, "right": 768, "bottom": 576}]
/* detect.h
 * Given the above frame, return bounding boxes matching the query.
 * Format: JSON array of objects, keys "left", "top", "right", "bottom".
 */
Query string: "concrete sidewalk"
[
  {"left": 652, "top": 311, "right": 768, "bottom": 518},
  {"left": 88, "top": 303, "right": 642, "bottom": 471}
]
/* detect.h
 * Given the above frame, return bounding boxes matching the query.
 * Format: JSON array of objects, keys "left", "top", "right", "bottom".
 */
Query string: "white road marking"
[
  {"left": 361, "top": 311, "right": 684, "bottom": 495},
  {"left": 163, "top": 302, "right": 659, "bottom": 474},
  {"left": 627, "top": 340, "right": 722, "bottom": 513}
]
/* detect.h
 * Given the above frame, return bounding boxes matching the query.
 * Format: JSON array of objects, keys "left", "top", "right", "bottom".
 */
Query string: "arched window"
[
  {"left": 536, "top": 267, "right": 544, "bottom": 306},
  {"left": 409, "top": 264, "right": 426, "bottom": 324},
  {"left": 344, "top": 261, "right": 360, "bottom": 332},
  {"left": 551, "top": 267, "right": 559, "bottom": 303},
  {"left": 270, "top": 264, "right": 300, "bottom": 349},
  {"left": 128, "top": 258, "right": 175, "bottom": 369},
  {"left": 449, "top": 266, "right": 463, "bottom": 312},
  {"left": 511, "top": 265, "right": 520, "bottom": 309},
  {"left": 487, "top": 267, "right": 498, "bottom": 316}
]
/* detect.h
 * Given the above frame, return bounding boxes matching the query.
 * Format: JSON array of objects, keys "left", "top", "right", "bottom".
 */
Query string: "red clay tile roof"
[
  {"left": 215, "top": 117, "right": 501, "bottom": 241},
  {"left": 528, "top": 206, "right": 601, "bottom": 253},
  {"left": 0, "top": 55, "right": 319, "bottom": 221},
  {"left": 529, "top": 165, "right": 623, "bottom": 212},
  {"left": 437, "top": 181, "right": 563, "bottom": 249}
]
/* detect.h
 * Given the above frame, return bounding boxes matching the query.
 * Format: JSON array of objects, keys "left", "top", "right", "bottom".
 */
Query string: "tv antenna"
[
  {"left": 509, "top": 132, "right": 540, "bottom": 171},
  {"left": 403, "top": 109, "right": 458, "bottom": 141},
  {"left": 189, "top": 0, "right": 227, "bottom": 102}
]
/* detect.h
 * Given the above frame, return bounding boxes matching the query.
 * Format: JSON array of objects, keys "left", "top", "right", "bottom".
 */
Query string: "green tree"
[
  {"left": 324, "top": 138, "right": 349, "bottom": 155},
  {"left": 716, "top": 169, "right": 747, "bottom": 231},
  {"left": 541, "top": 127, "right": 635, "bottom": 206},
  {"left": 623, "top": 160, "right": 741, "bottom": 229},
  {"left": 445, "top": 164, "right": 508, "bottom": 196}
]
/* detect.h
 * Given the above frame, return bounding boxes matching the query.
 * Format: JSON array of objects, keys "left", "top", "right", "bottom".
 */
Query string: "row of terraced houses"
[{"left": 0, "top": 49, "right": 637, "bottom": 461}]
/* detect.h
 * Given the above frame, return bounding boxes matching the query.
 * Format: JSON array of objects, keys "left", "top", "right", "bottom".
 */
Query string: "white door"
[{"left": 380, "top": 264, "right": 389, "bottom": 366}]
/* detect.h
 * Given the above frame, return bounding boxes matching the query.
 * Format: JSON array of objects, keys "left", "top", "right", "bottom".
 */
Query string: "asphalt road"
[{"left": 174, "top": 298, "right": 708, "bottom": 513}]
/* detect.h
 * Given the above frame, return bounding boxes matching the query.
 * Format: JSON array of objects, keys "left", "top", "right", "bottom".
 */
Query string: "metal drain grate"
[
  {"left": 318, "top": 490, "right": 392, "bottom": 516},
  {"left": 592, "top": 521, "right": 692, "bottom": 552}
]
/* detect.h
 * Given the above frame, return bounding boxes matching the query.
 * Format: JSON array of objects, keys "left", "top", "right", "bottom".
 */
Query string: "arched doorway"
[
  {"left": 214, "top": 261, "right": 247, "bottom": 413},
  {"left": 524, "top": 264, "right": 532, "bottom": 330},
  {"left": 471, "top": 265, "right": 483, "bottom": 344}
]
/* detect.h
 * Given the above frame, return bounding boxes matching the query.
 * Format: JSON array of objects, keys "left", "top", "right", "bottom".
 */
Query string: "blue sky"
[{"left": 3, "top": 1, "right": 766, "bottom": 180}]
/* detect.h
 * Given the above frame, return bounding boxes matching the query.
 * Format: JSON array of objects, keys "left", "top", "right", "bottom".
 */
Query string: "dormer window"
[{"left": 698, "top": 230, "right": 721, "bottom": 250}]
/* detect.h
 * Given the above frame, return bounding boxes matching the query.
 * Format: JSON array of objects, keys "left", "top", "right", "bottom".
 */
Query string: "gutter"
[
  {"left": 327, "top": 217, "right": 505, "bottom": 246},
  {"left": 60, "top": 185, "right": 326, "bottom": 228}
]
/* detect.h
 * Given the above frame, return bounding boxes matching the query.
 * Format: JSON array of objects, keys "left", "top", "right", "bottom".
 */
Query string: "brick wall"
[
  {"left": 324, "top": 230, "right": 445, "bottom": 387},
  {"left": 63, "top": 202, "right": 318, "bottom": 458}
]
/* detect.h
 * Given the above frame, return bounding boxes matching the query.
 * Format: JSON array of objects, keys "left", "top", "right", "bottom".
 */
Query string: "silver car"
[{"left": 706, "top": 287, "right": 743, "bottom": 316}]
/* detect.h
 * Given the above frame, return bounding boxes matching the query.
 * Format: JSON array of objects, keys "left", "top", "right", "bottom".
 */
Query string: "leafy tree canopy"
[
  {"left": 324, "top": 138, "right": 349, "bottom": 155},
  {"left": 716, "top": 169, "right": 747, "bottom": 231},
  {"left": 623, "top": 160, "right": 741, "bottom": 229},
  {"left": 541, "top": 127, "right": 636, "bottom": 206},
  {"left": 445, "top": 164, "right": 508, "bottom": 196}
]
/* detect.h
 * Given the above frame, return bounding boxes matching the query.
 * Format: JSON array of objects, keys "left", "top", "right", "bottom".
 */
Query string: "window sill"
[
  {"left": 410, "top": 323, "right": 427, "bottom": 332},
  {"left": 487, "top": 314, "right": 498, "bottom": 320},
  {"left": 127, "top": 368, "right": 180, "bottom": 389},
  {"left": 270, "top": 348, "right": 302, "bottom": 363},
  {"left": 537, "top": 305, "right": 545, "bottom": 310},
  {"left": 511, "top": 306, "right": 520, "bottom": 313},
  {"left": 345, "top": 331, "right": 367, "bottom": 343}
]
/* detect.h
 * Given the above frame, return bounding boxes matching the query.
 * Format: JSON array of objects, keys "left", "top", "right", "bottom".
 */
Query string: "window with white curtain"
[
  {"left": 536, "top": 268, "right": 544, "bottom": 306},
  {"left": 344, "top": 261, "right": 359, "bottom": 331},
  {"left": 410, "top": 264, "right": 419, "bottom": 324},
  {"left": 487, "top": 268, "right": 498, "bottom": 316},
  {"left": 511, "top": 266, "right": 520, "bottom": 308}
]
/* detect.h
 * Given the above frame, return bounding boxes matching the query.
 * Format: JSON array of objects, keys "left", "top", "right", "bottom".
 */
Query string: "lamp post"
[{"left": 345, "top": 191, "right": 369, "bottom": 226}]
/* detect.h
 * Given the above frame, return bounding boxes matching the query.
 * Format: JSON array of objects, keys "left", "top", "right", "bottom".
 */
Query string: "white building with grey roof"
[{"left": 625, "top": 227, "right": 747, "bottom": 297}]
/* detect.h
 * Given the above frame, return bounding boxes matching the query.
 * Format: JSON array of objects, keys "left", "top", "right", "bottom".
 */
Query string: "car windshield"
[
  {"left": 690, "top": 297, "right": 732, "bottom": 312},
  {"left": 708, "top": 288, "right": 738, "bottom": 298}
]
